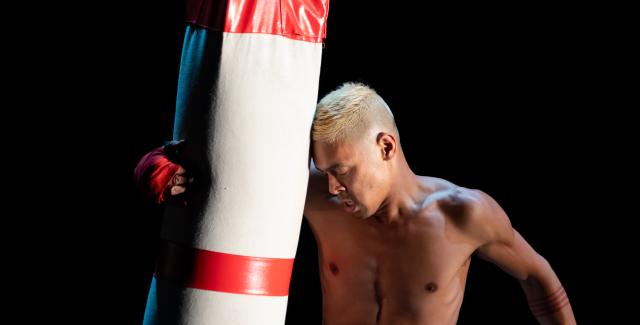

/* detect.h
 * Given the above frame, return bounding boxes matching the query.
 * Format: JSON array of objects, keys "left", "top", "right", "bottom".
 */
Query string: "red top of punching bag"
[{"left": 185, "top": 0, "right": 330, "bottom": 43}]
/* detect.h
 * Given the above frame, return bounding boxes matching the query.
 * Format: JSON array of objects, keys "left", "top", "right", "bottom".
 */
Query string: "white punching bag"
[{"left": 143, "top": 0, "right": 329, "bottom": 324}]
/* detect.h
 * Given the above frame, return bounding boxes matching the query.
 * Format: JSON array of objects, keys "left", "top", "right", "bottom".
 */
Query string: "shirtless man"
[{"left": 136, "top": 83, "right": 576, "bottom": 324}]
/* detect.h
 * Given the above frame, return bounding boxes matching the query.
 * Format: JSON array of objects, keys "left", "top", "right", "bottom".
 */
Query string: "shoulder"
[
  {"left": 435, "top": 185, "right": 513, "bottom": 245},
  {"left": 435, "top": 186, "right": 484, "bottom": 217}
]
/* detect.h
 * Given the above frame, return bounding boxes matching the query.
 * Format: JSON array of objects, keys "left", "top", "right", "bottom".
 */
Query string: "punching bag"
[{"left": 143, "top": 0, "right": 329, "bottom": 324}]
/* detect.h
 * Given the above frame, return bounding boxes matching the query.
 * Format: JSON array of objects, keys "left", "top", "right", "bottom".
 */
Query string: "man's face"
[{"left": 312, "top": 136, "right": 389, "bottom": 219}]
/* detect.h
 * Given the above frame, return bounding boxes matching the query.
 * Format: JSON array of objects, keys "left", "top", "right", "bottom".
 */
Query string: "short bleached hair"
[{"left": 312, "top": 82, "right": 397, "bottom": 144}]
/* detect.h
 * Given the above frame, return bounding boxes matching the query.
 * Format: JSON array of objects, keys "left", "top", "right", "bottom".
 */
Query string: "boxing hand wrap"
[{"left": 134, "top": 145, "right": 181, "bottom": 204}]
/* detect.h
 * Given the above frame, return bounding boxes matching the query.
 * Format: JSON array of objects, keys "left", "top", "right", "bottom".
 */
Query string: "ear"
[{"left": 376, "top": 132, "right": 397, "bottom": 160}]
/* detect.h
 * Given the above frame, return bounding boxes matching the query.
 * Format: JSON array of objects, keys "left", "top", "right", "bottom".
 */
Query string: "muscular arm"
[{"left": 446, "top": 189, "right": 576, "bottom": 325}]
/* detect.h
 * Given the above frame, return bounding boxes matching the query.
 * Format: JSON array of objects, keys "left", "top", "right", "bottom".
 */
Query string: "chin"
[{"left": 355, "top": 208, "right": 372, "bottom": 220}]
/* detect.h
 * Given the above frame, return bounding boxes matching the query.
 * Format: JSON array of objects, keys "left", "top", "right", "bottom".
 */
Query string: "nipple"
[
  {"left": 329, "top": 262, "right": 339, "bottom": 275},
  {"left": 425, "top": 282, "right": 438, "bottom": 293}
]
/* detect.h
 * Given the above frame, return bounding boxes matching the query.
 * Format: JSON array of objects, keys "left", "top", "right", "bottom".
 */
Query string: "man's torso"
[{"left": 305, "top": 174, "right": 480, "bottom": 325}]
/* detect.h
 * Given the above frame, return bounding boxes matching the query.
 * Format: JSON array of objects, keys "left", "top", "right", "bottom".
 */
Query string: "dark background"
[{"left": 42, "top": 1, "right": 632, "bottom": 324}]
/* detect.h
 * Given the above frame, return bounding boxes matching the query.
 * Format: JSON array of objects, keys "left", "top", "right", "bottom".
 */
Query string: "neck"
[{"left": 371, "top": 156, "right": 429, "bottom": 225}]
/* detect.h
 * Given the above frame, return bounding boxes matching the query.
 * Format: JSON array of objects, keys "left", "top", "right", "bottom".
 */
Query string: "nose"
[{"left": 327, "top": 174, "right": 345, "bottom": 195}]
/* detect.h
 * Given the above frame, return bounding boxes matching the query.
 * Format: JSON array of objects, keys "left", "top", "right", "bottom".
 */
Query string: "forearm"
[{"left": 519, "top": 258, "right": 576, "bottom": 325}]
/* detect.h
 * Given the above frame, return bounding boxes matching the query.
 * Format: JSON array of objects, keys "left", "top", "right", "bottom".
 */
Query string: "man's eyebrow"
[{"left": 316, "top": 163, "right": 342, "bottom": 173}]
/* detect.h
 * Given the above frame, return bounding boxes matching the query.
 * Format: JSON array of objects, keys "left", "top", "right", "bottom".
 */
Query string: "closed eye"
[{"left": 336, "top": 168, "right": 349, "bottom": 176}]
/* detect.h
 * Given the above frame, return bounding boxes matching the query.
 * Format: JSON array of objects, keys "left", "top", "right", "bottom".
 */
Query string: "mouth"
[{"left": 342, "top": 199, "right": 358, "bottom": 213}]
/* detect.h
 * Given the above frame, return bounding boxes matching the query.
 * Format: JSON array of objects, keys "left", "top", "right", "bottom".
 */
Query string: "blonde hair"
[{"left": 312, "top": 82, "right": 397, "bottom": 144}]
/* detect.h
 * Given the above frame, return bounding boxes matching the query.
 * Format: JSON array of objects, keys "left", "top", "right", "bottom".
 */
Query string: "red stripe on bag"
[{"left": 155, "top": 239, "right": 295, "bottom": 296}]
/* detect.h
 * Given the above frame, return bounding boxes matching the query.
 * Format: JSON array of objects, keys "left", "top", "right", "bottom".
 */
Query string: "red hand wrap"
[{"left": 134, "top": 146, "right": 181, "bottom": 204}]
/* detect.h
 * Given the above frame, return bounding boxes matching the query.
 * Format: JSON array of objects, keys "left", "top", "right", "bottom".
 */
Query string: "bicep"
[
  {"left": 464, "top": 190, "right": 546, "bottom": 280},
  {"left": 476, "top": 229, "right": 545, "bottom": 281}
]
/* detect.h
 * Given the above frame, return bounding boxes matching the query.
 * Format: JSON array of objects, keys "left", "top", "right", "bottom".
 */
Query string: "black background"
[{"left": 37, "top": 1, "right": 632, "bottom": 324}]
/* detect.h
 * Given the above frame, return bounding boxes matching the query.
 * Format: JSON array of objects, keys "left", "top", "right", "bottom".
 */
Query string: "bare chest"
[{"left": 308, "top": 210, "right": 477, "bottom": 322}]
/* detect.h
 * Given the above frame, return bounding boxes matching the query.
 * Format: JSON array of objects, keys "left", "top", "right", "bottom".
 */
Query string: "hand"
[
  {"left": 134, "top": 140, "right": 194, "bottom": 205},
  {"left": 162, "top": 165, "right": 194, "bottom": 205}
]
